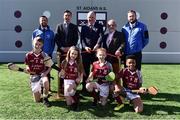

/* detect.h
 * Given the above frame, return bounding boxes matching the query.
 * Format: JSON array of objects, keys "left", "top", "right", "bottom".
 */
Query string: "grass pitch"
[{"left": 0, "top": 63, "right": 180, "bottom": 119}]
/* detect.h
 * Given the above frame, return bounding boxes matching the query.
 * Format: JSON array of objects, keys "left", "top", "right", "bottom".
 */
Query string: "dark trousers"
[
  {"left": 123, "top": 51, "right": 142, "bottom": 70},
  {"left": 48, "top": 54, "right": 52, "bottom": 91},
  {"left": 81, "top": 52, "right": 97, "bottom": 91},
  {"left": 57, "top": 52, "right": 66, "bottom": 95},
  {"left": 47, "top": 73, "right": 51, "bottom": 91}
]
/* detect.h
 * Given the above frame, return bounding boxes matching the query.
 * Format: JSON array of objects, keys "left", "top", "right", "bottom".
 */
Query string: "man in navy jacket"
[{"left": 32, "top": 15, "right": 55, "bottom": 92}]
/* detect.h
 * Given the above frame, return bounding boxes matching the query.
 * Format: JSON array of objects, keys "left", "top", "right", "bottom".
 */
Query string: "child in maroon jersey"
[
  {"left": 115, "top": 55, "right": 145, "bottom": 113},
  {"left": 59, "top": 46, "right": 83, "bottom": 110},
  {"left": 86, "top": 48, "right": 114, "bottom": 107},
  {"left": 25, "top": 36, "right": 51, "bottom": 107}
]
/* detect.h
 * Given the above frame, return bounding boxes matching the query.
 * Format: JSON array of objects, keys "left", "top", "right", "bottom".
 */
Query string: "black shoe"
[
  {"left": 91, "top": 101, "right": 97, "bottom": 107},
  {"left": 39, "top": 98, "right": 43, "bottom": 103},
  {"left": 71, "top": 103, "right": 78, "bottom": 111},
  {"left": 43, "top": 98, "right": 51, "bottom": 107},
  {"left": 81, "top": 89, "right": 88, "bottom": 96}
]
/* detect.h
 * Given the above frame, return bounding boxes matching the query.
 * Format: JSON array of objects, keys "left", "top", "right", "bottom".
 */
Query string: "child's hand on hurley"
[
  {"left": 59, "top": 69, "right": 65, "bottom": 78},
  {"left": 114, "top": 84, "right": 122, "bottom": 93},
  {"left": 139, "top": 87, "right": 147, "bottom": 94},
  {"left": 76, "top": 78, "right": 81, "bottom": 84}
]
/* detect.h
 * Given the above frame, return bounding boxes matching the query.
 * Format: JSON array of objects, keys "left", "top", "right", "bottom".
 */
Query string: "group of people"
[{"left": 24, "top": 9, "right": 149, "bottom": 113}]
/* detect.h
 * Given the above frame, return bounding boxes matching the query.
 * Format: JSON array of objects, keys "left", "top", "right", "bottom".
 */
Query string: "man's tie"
[
  {"left": 64, "top": 23, "right": 68, "bottom": 35},
  {"left": 64, "top": 23, "right": 69, "bottom": 40},
  {"left": 107, "top": 33, "right": 113, "bottom": 47}
]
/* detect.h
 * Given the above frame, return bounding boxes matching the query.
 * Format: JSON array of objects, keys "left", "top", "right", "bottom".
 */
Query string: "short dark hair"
[
  {"left": 64, "top": 10, "right": 72, "bottom": 15},
  {"left": 128, "top": 10, "right": 136, "bottom": 16},
  {"left": 40, "top": 15, "right": 48, "bottom": 20},
  {"left": 126, "top": 55, "right": 136, "bottom": 61}
]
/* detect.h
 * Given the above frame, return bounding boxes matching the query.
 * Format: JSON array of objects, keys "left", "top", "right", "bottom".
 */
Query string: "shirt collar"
[
  {"left": 128, "top": 21, "right": 138, "bottom": 29},
  {"left": 127, "top": 68, "right": 137, "bottom": 75},
  {"left": 64, "top": 22, "right": 70, "bottom": 25},
  {"left": 109, "top": 31, "right": 115, "bottom": 35},
  {"left": 88, "top": 23, "right": 95, "bottom": 27},
  {"left": 97, "top": 61, "right": 107, "bottom": 65},
  {"left": 41, "top": 26, "right": 48, "bottom": 30}
]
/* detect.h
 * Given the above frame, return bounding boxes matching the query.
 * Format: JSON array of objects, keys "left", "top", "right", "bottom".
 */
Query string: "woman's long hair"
[{"left": 61, "top": 46, "right": 84, "bottom": 74}]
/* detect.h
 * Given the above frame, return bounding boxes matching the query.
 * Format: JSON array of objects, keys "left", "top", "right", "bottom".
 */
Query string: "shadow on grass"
[
  {"left": 83, "top": 92, "right": 180, "bottom": 116},
  {"left": 48, "top": 92, "right": 180, "bottom": 116},
  {"left": 49, "top": 92, "right": 117, "bottom": 117},
  {"left": 141, "top": 93, "right": 180, "bottom": 115},
  {"left": 50, "top": 100, "right": 65, "bottom": 107},
  {"left": 79, "top": 101, "right": 117, "bottom": 118},
  {"left": 141, "top": 104, "right": 180, "bottom": 116},
  {"left": 142, "top": 92, "right": 180, "bottom": 102}
]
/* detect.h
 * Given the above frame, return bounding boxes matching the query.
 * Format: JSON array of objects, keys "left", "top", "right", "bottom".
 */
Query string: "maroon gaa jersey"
[
  {"left": 91, "top": 61, "right": 112, "bottom": 84},
  {"left": 118, "top": 68, "right": 142, "bottom": 90},
  {"left": 63, "top": 62, "right": 78, "bottom": 80},
  {"left": 25, "top": 51, "right": 47, "bottom": 74}
]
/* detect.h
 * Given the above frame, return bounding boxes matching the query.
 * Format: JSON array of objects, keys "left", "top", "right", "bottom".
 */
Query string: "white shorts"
[
  {"left": 30, "top": 75, "right": 45, "bottom": 93},
  {"left": 95, "top": 82, "right": 109, "bottom": 97},
  {"left": 124, "top": 88, "right": 140, "bottom": 100},
  {"left": 64, "top": 79, "right": 76, "bottom": 96}
]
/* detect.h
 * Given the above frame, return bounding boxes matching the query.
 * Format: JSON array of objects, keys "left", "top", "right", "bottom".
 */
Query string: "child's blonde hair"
[
  {"left": 96, "top": 48, "right": 107, "bottom": 54},
  {"left": 61, "top": 46, "right": 84, "bottom": 74}
]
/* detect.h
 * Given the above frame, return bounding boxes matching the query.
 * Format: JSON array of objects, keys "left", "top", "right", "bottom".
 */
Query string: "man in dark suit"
[
  {"left": 80, "top": 11, "right": 104, "bottom": 91},
  {"left": 55, "top": 10, "right": 79, "bottom": 98},
  {"left": 99, "top": 19, "right": 125, "bottom": 73}
]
